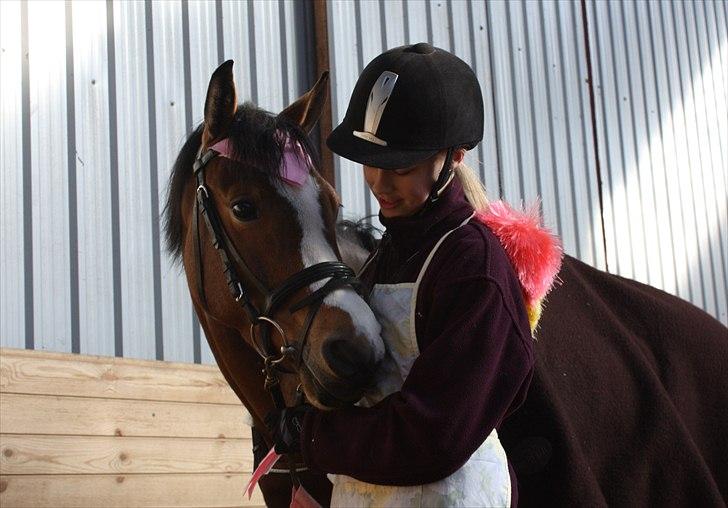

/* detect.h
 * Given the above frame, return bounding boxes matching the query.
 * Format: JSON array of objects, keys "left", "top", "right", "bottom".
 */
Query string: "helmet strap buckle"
[{"left": 427, "top": 147, "right": 456, "bottom": 205}]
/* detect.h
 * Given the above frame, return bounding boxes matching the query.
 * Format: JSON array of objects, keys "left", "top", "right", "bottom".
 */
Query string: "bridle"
[{"left": 190, "top": 144, "right": 364, "bottom": 411}]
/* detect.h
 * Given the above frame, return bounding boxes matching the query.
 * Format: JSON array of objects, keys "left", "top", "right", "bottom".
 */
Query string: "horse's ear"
[
  {"left": 279, "top": 71, "right": 329, "bottom": 134},
  {"left": 202, "top": 60, "right": 237, "bottom": 147}
]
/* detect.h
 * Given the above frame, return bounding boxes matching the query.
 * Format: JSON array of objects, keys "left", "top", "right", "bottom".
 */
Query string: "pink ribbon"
[
  {"left": 244, "top": 447, "right": 281, "bottom": 500},
  {"left": 209, "top": 135, "right": 311, "bottom": 187},
  {"left": 290, "top": 484, "right": 321, "bottom": 508},
  {"left": 244, "top": 446, "right": 321, "bottom": 508}
]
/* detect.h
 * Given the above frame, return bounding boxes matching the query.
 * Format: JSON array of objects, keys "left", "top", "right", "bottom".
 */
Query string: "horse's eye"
[{"left": 231, "top": 200, "right": 258, "bottom": 221}]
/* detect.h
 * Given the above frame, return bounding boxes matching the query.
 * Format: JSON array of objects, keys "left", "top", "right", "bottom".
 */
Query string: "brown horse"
[
  {"left": 166, "top": 61, "right": 728, "bottom": 507},
  {"left": 163, "top": 61, "right": 386, "bottom": 505}
]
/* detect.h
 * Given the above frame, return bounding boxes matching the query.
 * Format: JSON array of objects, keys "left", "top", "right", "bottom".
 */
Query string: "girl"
[{"left": 271, "top": 43, "right": 541, "bottom": 507}]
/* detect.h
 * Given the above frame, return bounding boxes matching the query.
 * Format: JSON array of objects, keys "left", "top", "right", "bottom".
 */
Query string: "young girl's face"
[{"left": 363, "top": 151, "right": 446, "bottom": 218}]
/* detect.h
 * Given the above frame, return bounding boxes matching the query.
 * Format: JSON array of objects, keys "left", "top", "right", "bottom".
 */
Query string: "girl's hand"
[{"left": 264, "top": 405, "right": 311, "bottom": 455}]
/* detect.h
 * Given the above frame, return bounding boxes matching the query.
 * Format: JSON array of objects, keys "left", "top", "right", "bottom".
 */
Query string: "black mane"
[{"left": 163, "top": 103, "right": 319, "bottom": 262}]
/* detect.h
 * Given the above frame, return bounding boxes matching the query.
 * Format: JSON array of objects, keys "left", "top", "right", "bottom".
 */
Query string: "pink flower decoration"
[{"left": 208, "top": 135, "right": 310, "bottom": 187}]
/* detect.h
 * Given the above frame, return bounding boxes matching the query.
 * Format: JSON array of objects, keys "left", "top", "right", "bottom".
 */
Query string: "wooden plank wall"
[{"left": 0, "top": 348, "right": 265, "bottom": 507}]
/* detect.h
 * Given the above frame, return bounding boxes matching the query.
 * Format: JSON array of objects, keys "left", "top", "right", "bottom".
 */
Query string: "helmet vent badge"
[{"left": 353, "top": 71, "right": 398, "bottom": 147}]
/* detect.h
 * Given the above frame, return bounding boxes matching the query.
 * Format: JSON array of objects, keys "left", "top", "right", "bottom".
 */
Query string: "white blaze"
[{"left": 276, "top": 177, "right": 384, "bottom": 358}]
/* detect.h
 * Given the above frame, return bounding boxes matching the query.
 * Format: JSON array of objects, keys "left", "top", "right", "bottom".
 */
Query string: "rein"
[{"left": 191, "top": 145, "right": 363, "bottom": 409}]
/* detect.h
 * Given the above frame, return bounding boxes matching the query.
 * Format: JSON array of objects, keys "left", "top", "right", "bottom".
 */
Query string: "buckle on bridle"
[
  {"left": 196, "top": 184, "right": 209, "bottom": 199},
  {"left": 234, "top": 282, "right": 246, "bottom": 302}
]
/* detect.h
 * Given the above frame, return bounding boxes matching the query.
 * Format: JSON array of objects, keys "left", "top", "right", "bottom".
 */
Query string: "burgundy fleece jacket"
[{"left": 300, "top": 179, "right": 534, "bottom": 491}]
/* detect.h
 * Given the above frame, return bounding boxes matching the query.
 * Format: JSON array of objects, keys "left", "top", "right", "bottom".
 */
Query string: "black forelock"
[{"left": 163, "top": 103, "right": 320, "bottom": 263}]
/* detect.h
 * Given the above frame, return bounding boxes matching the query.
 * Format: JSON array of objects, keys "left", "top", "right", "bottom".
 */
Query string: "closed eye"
[{"left": 392, "top": 166, "right": 416, "bottom": 176}]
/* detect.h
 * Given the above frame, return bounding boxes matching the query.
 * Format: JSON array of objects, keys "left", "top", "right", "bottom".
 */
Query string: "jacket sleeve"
[{"left": 300, "top": 232, "right": 534, "bottom": 485}]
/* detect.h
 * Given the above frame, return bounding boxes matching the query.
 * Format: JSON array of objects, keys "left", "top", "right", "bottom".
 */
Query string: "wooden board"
[
  {"left": 0, "top": 393, "right": 250, "bottom": 438},
  {"left": 0, "top": 435, "right": 253, "bottom": 475},
  {"left": 0, "top": 347, "right": 241, "bottom": 404},
  {"left": 0, "top": 473, "right": 266, "bottom": 507},
  {"left": 0, "top": 348, "right": 262, "bottom": 507}
]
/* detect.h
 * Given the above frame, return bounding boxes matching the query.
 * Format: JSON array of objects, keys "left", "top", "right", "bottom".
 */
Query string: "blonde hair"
[{"left": 454, "top": 162, "right": 490, "bottom": 212}]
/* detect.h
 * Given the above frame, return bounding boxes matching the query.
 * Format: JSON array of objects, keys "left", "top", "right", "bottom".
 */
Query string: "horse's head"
[{"left": 165, "top": 61, "right": 384, "bottom": 411}]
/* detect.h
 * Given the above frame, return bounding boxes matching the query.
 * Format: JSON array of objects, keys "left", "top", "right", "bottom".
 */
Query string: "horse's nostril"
[{"left": 322, "top": 336, "right": 375, "bottom": 381}]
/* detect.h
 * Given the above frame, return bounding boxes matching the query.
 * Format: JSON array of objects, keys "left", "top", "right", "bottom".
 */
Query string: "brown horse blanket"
[{"left": 500, "top": 255, "right": 728, "bottom": 507}]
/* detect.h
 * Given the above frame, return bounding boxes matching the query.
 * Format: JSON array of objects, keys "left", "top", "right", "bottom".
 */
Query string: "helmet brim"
[{"left": 327, "top": 123, "right": 439, "bottom": 171}]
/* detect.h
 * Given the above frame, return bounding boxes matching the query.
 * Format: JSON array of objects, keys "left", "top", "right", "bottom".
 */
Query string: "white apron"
[{"left": 328, "top": 217, "right": 511, "bottom": 507}]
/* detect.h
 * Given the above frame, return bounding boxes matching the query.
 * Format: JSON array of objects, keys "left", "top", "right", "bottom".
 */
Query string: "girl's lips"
[{"left": 377, "top": 196, "right": 401, "bottom": 209}]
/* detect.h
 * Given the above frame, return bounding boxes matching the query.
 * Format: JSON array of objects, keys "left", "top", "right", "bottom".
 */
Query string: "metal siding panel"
[
  {"left": 326, "top": 0, "right": 341, "bottom": 196},
  {"left": 634, "top": 0, "right": 678, "bottom": 295},
  {"left": 613, "top": 1, "right": 650, "bottom": 284},
  {"left": 451, "top": 0, "right": 486, "bottom": 189},
  {"left": 406, "top": 0, "right": 430, "bottom": 44},
  {"left": 359, "top": 0, "right": 385, "bottom": 220},
  {"left": 504, "top": 2, "right": 538, "bottom": 203},
  {"left": 188, "top": 0, "right": 219, "bottom": 127},
  {"left": 525, "top": 1, "right": 564, "bottom": 249},
  {"left": 649, "top": 0, "right": 693, "bottom": 301},
  {"left": 623, "top": 1, "right": 663, "bottom": 288},
  {"left": 382, "top": 0, "right": 407, "bottom": 48},
  {"left": 282, "top": 0, "right": 301, "bottom": 104},
  {"left": 703, "top": 0, "right": 728, "bottom": 324},
  {"left": 328, "top": 1, "right": 368, "bottom": 223},
  {"left": 72, "top": 0, "right": 115, "bottom": 357},
  {"left": 1, "top": 0, "right": 25, "bottom": 349},
  {"left": 687, "top": 0, "right": 728, "bottom": 321},
  {"left": 253, "top": 0, "right": 284, "bottom": 112},
  {"left": 489, "top": 1, "right": 522, "bottom": 203},
  {"left": 556, "top": 2, "right": 604, "bottom": 268},
  {"left": 660, "top": 0, "right": 704, "bottom": 304},
  {"left": 28, "top": 0, "right": 72, "bottom": 353},
  {"left": 669, "top": 1, "right": 712, "bottom": 311},
  {"left": 469, "top": 1, "right": 501, "bottom": 197},
  {"left": 151, "top": 0, "right": 193, "bottom": 364},
  {"left": 714, "top": 2, "right": 728, "bottom": 101},
  {"left": 574, "top": 0, "right": 607, "bottom": 270},
  {"left": 590, "top": 0, "right": 632, "bottom": 278},
  {"left": 187, "top": 0, "right": 219, "bottom": 365},
  {"left": 221, "top": 0, "right": 253, "bottom": 103},
  {"left": 680, "top": 0, "right": 719, "bottom": 317},
  {"left": 704, "top": 2, "right": 728, "bottom": 182},
  {"left": 429, "top": 0, "right": 450, "bottom": 50},
  {"left": 114, "top": 0, "right": 156, "bottom": 361}
]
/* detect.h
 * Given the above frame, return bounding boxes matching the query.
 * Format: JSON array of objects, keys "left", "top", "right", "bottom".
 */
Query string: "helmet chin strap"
[{"left": 425, "top": 147, "right": 455, "bottom": 206}]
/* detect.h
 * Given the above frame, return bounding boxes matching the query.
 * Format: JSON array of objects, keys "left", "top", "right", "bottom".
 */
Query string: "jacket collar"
[{"left": 377, "top": 178, "right": 473, "bottom": 266}]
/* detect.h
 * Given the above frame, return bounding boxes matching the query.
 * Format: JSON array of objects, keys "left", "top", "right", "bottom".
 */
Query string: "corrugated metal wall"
[
  {"left": 328, "top": 0, "right": 605, "bottom": 267},
  {"left": 588, "top": 0, "right": 727, "bottom": 321},
  {"left": 0, "top": 0, "right": 315, "bottom": 362},
  {"left": 328, "top": 0, "right": 727, "bottom": 325},
  {"left": 2, "top": 0, "right": 726, "bottom": 363}
]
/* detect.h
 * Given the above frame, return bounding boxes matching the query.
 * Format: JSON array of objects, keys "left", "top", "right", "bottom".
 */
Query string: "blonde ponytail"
[{"left": 454, "top": 163, "right": 490, "bottom": 213}]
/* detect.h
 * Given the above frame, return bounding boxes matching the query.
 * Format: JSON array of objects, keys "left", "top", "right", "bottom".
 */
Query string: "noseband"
[{"left": 191, "top": 145, "right": 363, "bottom": 410}]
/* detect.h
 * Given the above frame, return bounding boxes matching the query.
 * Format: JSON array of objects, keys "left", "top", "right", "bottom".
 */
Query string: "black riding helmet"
[{"left": 327, "top": 43, "right": 484, "bottom": 202}]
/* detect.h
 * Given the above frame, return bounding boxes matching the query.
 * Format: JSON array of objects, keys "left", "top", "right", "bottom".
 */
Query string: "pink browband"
[{"left": 209, "top": 135, "right": 312, "bottom": 187}]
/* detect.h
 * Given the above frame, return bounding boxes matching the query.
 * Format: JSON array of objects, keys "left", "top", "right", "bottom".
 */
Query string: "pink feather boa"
[{"left": 475, "top": 200, "right": 563, "bottom": 310}]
